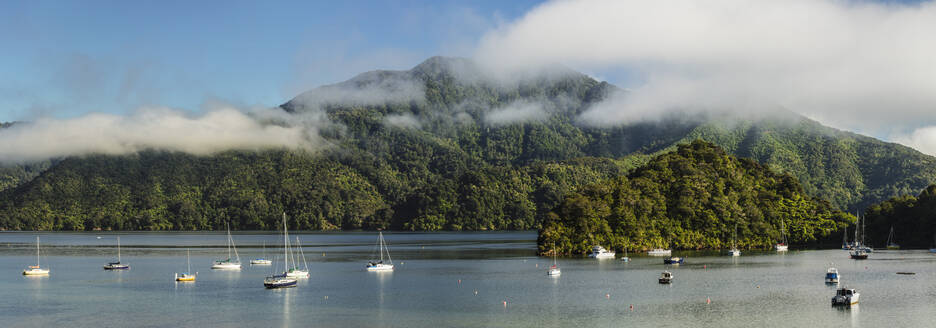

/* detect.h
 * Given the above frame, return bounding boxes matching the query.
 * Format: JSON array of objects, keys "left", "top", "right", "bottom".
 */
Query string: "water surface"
[{"left": 2, "top": 231, "right": 934, "bottom": 327}]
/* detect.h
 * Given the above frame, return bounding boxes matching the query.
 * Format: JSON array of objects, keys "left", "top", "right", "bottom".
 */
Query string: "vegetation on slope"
[{"left": 538, "top": 140, "right": 854, "bottom": 255}]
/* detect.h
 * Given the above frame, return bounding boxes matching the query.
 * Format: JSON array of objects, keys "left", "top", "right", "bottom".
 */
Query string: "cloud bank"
[
  {"left": 484, "top": 101, "right": 548, "bottom": 126},
  {"left": 0, "top": 107, "right": 322, "bottom": 163},
  {"left": 475, "top": 0, "right": 936, "bottom": 150}
]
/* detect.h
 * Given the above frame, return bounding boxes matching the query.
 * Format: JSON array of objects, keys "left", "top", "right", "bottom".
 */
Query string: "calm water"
[{"left": 2, "top": 231, "right": 935, "bottom": 327}]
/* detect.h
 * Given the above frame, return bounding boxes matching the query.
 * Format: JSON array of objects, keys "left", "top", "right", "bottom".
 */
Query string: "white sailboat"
[
  {"left": 23, "top": 236, "right": 49, "bottom": 276},
  {"left": 775, "top": 219, "right": 789, "bottom": 251},
  {"left": 366, "top": 232, "right": 394, "bottom": 271},
  {"left": 547, "top": 243, "right": 560, "bottom": 276},
  {"left": 729, "top": 224, "right": 741, "bottom": 256},
  {"left": 886, "top": 226, "right": 900, "bottom": 249},
  {"left": 287, "top": 236, "right": 310, "bottom": 278},
  {"left": 103, "top": 236, "right": 130, "bottom": 270},
  {"left": 175, "top": 249, "right": 196, "bottom": 282},
  {"left": 212, "top": 222, "right": 242, "bottom": 270},
  {"left": 264, "top": 214, "right": 298, "bottom": 288},
  {"left": 251, "top": 242, "right": 273, "bottom": 265}
]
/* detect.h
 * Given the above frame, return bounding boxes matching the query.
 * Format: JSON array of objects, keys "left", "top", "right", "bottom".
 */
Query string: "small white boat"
[
  {"left": 286, "top": 236, "right": 310, "bottom": 278},
  {"left": 212, "top": 223, "right": 242, "bottom": 270},
  {"left": 547, "top": 244, "right": 560, "bottom": 276},
  {"left": 250, "top": 242, "right": 273, "bottom": 265},
  {"left": 366, "top": 232, "right": 394, "bottom": 271},
  {"left": 587, "top": 245, "right": 615, "bottom": 259},
  {"left": 658, "top": 271, "right": 673, "bottom": 284},
  {"left": 776, "top": 219, "right": 789, "bottom": 251},
  {"left": 103, "top": 236, "right": 130, "bottom": 270},
  {"left": 825, "top": 267, "right": 839, "bottom": 284},
  {"left": 729, "top": 224, "right": 741, "bottom": 256},
  {"left": 647, "top": 248, "right": 671, "bottom": 256},
  {"left": 175, "top": 249, "right": 197, "bottom": 282},
  {"left": 620, "top": 247, "right": 630, "bottom": 262},
  {"left": 23, "top": 236, "right": 50, "bottom": 276},
  {"left": 832, "top": 287, "right": 859, "bottom": 306}
]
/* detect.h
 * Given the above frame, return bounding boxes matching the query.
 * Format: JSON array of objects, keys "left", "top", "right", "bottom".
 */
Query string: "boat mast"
[
  {"left": 297, "top": 236, "right": 309, "bottom": 271},
  {"left": 226, "top": 222, "right": 232, "bottom": 260},
  {"left": 186, "top": 248, "right": 191, "bottom": 273},
  {"left": 117, "top": 236, "right": 121, "bottom": 263},
  {"left": 36, "top": 236, "right": 40, "bottom": 267},
  {"left": 283, "top": 212, "right": 289, "bottom": 273}
]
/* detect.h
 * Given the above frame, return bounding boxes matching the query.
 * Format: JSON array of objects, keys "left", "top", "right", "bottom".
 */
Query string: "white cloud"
[
  {"left": 894, "top": 126, "right": 936, "bottom": 156},
  {"left": 475, "top": 0, "right": 936, "bottom": 136},
  {"left": 0, "top": 107, "right": 323, "bottom": 163},
  {"left": 384, "top": 113, "right": 422, "bottom": 129}
]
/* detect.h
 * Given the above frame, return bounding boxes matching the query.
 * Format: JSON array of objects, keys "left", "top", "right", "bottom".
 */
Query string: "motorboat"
[
  {"left": 587, "top": 245, "right": 615, "bottom": 259},
  {"left": 825, "top": 267, "right": 839, "bottom": 284},
  {"left": 850, "top": 249, "right": 868, "bottom": 260},
  {"left": 831, "top": 287, "right": 859, "bottom": 306},
  {"left": 658, "top": 271, "right": 673, "bottom": 284},
  {"left": 647, "top": 248, "right": 671, "bottom": 256},
  {"left": 663, "top": 257, "right": 684, "bottom": 265}
]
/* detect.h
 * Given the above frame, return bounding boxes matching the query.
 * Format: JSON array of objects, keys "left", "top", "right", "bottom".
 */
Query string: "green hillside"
[
  {"left": 1, "top": 56, "right": 934, "bottom": 232},
  {"left": 538, "top": 140, "right": 853, "bottom": 255}
]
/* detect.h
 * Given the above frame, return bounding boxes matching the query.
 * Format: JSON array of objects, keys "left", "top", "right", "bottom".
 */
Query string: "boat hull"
[
  {"left": 647, "top": 249, "right": 671, "bottom": 256},
  {"left": 547, "top": 269, "right": 561, "bottom": 276},
  {"left": 175, "top": 273, "right": 196, "bottom": 282},
  {"left": 663, "top": 257, "right": 684, "bottom": 265},
  {"left": 366, "top": 264, "right": 394, "bottom": 271},
  {"left": 211, "top": 263, "right": 242, "bottom": 270},
  {"left": 250, "top": 259, "right": 272, "bottom": 265},
  {"left": 264, "top": 277, "right": 298, "bottom": 289},
  {"left": 286, "top": 269, "right": 310, "bottom": 278},
  {"left": 775, "top": 244, "right": 789, "bottom": 251},
  {"left": 23, "top": 269, "right": 49, "bottom": 276},
  {"left": 588, "top": 253, "right": 615, "bottom": 259},
  {"left": 103, "top": 263, "right": 130, "bottom": 270}
]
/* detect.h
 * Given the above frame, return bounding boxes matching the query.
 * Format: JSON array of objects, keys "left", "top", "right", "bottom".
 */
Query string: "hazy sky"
[{"left": 3, "top": 0, "right": 936, "bottom": 157}]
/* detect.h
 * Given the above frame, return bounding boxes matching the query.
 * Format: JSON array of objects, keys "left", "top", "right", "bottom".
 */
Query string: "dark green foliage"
[
  {"left": 538, "top": 140, "right": 854, "bottom": 255},
  {"left": 2, "top": 57, "right": 935, "bottom": 231},
  {"left": 863, "top": 185, "right": 936, "bottom": 249}
]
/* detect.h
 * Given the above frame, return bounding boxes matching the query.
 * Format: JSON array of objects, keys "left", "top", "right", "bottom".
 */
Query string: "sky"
[{"left": 3, "top": 0, "right": 936, "bottom": 159}]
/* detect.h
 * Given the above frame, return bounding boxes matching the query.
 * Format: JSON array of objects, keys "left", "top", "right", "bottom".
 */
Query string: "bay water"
[{"left": 1, "top": 231, "right": 934, "bottom": 327}]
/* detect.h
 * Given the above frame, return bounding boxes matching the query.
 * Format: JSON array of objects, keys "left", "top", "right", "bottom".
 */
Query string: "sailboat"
[
  {"left": 250, "top": 242, "right": 273, "bottom": 265},
  {"left": 850, "top": 214, "right": 869, "bottom": 259},
  {"left": 23, "top": 236, "right": 49, "bottom": 276},
  {"left": 286, "top": 236, "right": 310, "bottom": 278},
  {"left": 264, "top": 214, "right": 298, "bottom": 288},
  {"left": 211, "top": 222, "right": 242, "bottom": 270},
  {"left": 175, "top": 249, "right": 196, "bottom": 282},
  {"left": 620, "top": 247, "right": 630, "bottom": 262},
  {"left": 103, "top": 236, "right": 130, "bottom": 270},
  {"left": 547, "top": 243, "right": 561, "bottom": 276},
  {"left": 366, "top": 232, "right": 394, "bottom": 271},
  {"left": 841, "top": 225, "right": 851, "bottom": 250},
  {"left": 775, "top": 219, "right": 789, "bottom": 251},
  {"left": 886, "top": 226, "right": 900, "bottom": 249},
  {"left": 729, "top": 224, "right": 741, "bottom": 256}
]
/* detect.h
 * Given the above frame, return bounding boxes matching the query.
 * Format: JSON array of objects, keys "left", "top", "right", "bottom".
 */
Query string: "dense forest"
[
  {"left": 537, "top": 141, "right": 854, "bottom": 255},
  {"left": 1, "top": 56, "right": 933, "bottom": 232},
  {"left": 862, "top": 184, "right": 936, "bottom": 249}
]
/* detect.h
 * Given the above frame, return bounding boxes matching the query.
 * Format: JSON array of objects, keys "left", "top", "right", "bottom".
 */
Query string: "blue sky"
[{"left": 0, "top": 0, "right": 544, "bottom": 121}]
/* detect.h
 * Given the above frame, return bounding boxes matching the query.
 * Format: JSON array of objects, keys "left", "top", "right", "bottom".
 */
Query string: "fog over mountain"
[{"left": 474, "top": 0, "right": 936, "bottom": 154}]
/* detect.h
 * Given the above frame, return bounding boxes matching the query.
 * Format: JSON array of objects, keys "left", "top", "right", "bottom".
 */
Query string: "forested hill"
[
  {"left": 538, "top": 140, "right": 853, "bottom": 255},
  {"left": 1, "top": 56, "right": 934, "bottom": 231},
  {"left": 862, "top": 185, "right": 936, "bottom": 249}
]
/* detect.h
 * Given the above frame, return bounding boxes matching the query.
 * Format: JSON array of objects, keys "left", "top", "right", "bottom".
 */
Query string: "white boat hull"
[
  {"left": 588, "top": 252, "right": 615, "bottom": 259},
  {"left": 286, "top": 269, "right": 310, "bottom": 278},
  {"left": 775, "top": 244, "right": 789, "bottom": 251},
  {"left": 250, "top": 259, "right": 272, "bottom": 265},
  {"left": 729, "top": 249, "right": 741, "bottom": 257},
  {"left": 211, "top": 263, "right": 242, "bottom": 270},
  {"left": 648, "top": 249, "right": 672, "bottom": 256},
  {"left": 23, "top": 268, "right": 49, "bottom": 276},
  {"left": 547, "top": 269, "right": 561, "bottom": 276},
  {"left": 366, "top": 264, "right": 394, "bottom": 271}
]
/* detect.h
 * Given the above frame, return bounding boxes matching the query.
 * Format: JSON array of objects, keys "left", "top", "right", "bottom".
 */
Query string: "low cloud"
[
  {"left": 475, "top": 0, "right": 936, "bottom": 137},
  {"left": 0, "top": 107, "right": 323, "bottom": 163},
  {"left": 383, "top": 113, "right": 422, "bottom": 129},
  {"left": 286, "top": 70, "right": 426, "bottom": 112},
  {"left": 894, "top": 126, "right": 936, "bottom": 157},
  {"left": 484, "top": 101, "right": 548, "bottom": 126}
]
